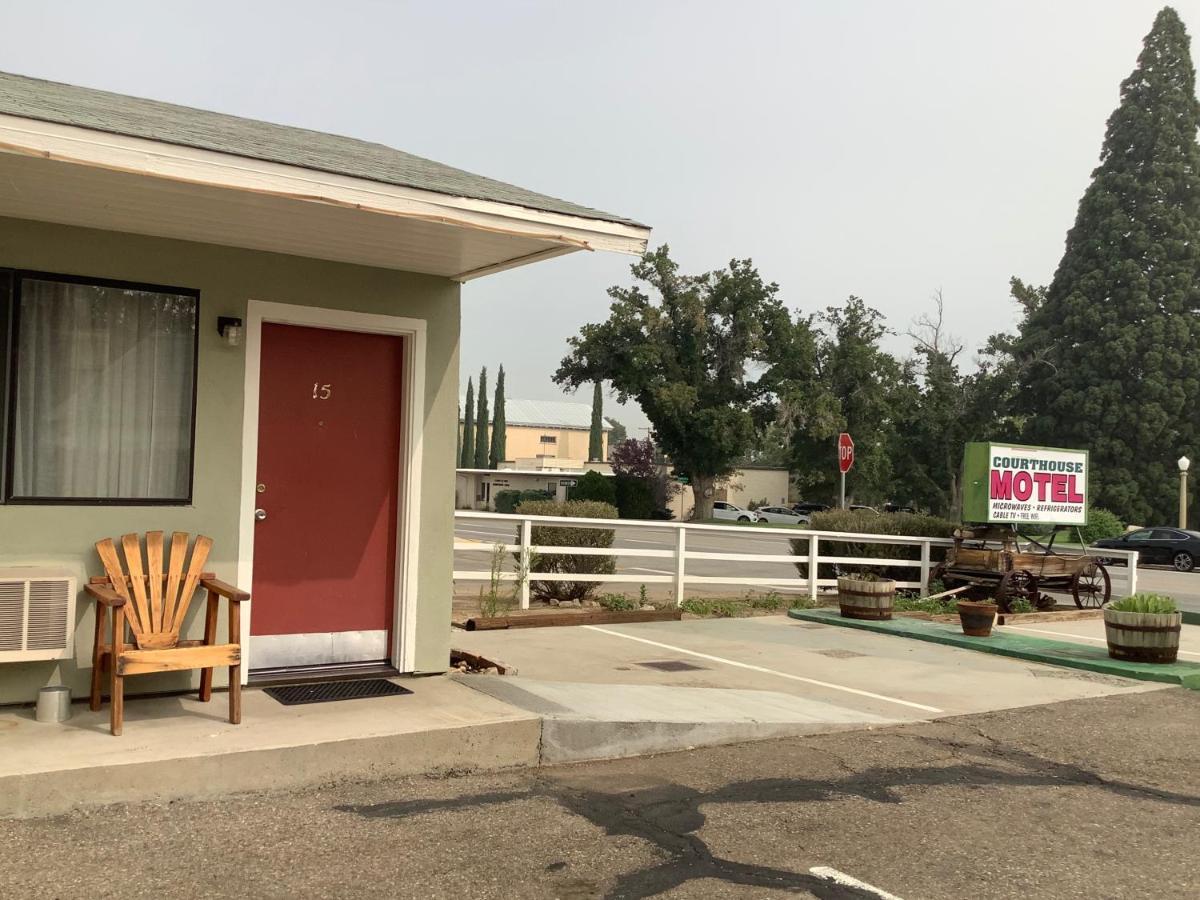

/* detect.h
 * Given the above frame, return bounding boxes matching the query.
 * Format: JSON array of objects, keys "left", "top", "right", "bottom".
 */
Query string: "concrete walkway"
[
  {"left": 3, "top": 614, "right": 1167, "bottom": 818},
  {"left": 0, "top": 676, "right": 540, "bottom": 818}
]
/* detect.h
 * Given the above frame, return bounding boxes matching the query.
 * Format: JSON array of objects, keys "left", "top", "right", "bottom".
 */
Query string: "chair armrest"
[
  {"left": 85, "top": 584, "right": 126, "bottom": 607},
  {"left": 200, "top": 577, "right": 250, "bottom": 603}
]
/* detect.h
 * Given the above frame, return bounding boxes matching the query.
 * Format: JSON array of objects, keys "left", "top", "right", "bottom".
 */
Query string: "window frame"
[{"left": 1, "top": 268, "right": 202, "bottom": 507}]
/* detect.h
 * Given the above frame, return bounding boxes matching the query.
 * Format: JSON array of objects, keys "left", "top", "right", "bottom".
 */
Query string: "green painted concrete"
[{"left": 788, "top": 608, "right": 1200, "bottom": 690}]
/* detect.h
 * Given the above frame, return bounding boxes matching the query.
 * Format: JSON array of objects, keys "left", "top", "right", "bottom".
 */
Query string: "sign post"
[{"left": 837, "top": 432, "right": 855, "bottom": 510}]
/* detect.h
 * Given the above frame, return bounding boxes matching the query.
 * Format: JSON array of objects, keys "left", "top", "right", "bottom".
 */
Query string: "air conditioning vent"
[{"left": 0, "top": 570, "right": 77, "bottom": 663}]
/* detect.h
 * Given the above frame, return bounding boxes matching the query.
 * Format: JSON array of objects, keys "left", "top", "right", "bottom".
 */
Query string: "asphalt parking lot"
[{"left": 4, "top": 689, "right": 1196, "bottom": 899}]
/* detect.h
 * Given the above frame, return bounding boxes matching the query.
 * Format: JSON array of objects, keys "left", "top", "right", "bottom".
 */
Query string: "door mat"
[{"left": 264, "top": 678, "right": 413, "bottom": 706}]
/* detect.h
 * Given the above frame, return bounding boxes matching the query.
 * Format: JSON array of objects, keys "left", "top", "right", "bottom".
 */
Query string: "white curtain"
[{"left": 11, "top": 278, "right": 196, "bottom": 500}]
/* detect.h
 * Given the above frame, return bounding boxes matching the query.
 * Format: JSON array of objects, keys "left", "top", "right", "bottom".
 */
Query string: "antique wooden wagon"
[{"left": 929, "top": 526, "right": 1111, "bottom": 612}]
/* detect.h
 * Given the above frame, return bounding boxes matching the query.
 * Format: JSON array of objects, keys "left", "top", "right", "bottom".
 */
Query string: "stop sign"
[{"left": 838, "top": 432, "right": 855, "bottom": 474}]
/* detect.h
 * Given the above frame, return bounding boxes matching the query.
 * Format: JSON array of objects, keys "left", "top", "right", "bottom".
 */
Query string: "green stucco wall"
[{"left": 0, "top": 216, "right": 459, "bottom": 705}]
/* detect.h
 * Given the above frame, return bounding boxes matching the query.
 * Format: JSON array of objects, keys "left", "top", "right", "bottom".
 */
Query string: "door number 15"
[{"left": 312, "top": 383, "right": 332, "bottom": 400}]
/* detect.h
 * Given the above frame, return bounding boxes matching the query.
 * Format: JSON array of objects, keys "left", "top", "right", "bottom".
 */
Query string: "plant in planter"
[
  {"left": 957, "top": 599, "right": 998, "bottom": 637},
  {"left": 1103, "top": 594, "right": 1181, "bottom": 663},
  {"left": 836, "top": 571, "right": 896, "bottom": 620}
]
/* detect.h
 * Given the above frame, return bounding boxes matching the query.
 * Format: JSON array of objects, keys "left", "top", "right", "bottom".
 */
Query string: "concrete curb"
[
  {"left": 0, "top": 717, "right": 542, "bottom": 819},
  {"left": 788, "top": 608, "right": 1200, "bottom": 690}
]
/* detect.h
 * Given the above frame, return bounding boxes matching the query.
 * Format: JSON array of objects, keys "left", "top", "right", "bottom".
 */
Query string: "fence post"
[
  {"left": 1127, "top": 550, "right": 1138, "bottom": 598},
  {"left": 807, "top": 534, "right": 819, "bottom": 603},
  {"left": 919, "top": 541, "right": 931, "bottom": 595},
  {"left": 674, "top": 527, "right": 687, "bottom": 607},
  {"left": 520, "top": 517, "right": 532, "bottom": 610}
]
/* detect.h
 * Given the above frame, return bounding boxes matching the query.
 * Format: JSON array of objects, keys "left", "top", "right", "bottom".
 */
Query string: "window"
[
  {"left": 1152, "top": 529, "right": 1186, "bottom": 541},
  {"left": 1, "top": 270, "right": 199, "bottom": 504},
  {"left": 539, "top": 435, "right": 557, "bottom": 444},
  {"left": 1126, "top": 530, "right": 1153, "bottom": 542}
]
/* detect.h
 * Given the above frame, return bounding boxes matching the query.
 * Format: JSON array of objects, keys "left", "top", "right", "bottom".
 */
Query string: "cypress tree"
[
  {"left": 474, "top": 367, "right": 490, "bottom": 469},
  {"left": 461, "top": 377, "right": 475, "bottom": 468},
  {"left": 589, "top": 381, "right": 604, "bottom": 461},
  {"left": 456, "top": 402, "right": 462, "bottom": 467},
  {"left": 489, "top": 365, "right": 506, "bottom": 469},
  {"left": 1016, "top": 7, "right": 1200, "bottom": 523}
]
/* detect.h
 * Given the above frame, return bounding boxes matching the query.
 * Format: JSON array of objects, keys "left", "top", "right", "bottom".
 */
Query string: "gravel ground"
[{"left": 2, "top": 689, "right": 1197, "bottom": 899}]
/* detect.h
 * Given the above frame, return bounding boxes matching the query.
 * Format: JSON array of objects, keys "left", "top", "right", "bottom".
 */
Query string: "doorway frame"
[{"left": 236, "top": 299, "right": 427, "bottom": 678}]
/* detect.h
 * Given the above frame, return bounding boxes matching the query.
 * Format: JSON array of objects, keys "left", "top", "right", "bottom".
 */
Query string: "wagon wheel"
[
  {"left": 1071, "top": 563, "right": 1111, "bottom": 609},
  {"left": 996, "top": 570, "right": 1037, "bottom": 614}
]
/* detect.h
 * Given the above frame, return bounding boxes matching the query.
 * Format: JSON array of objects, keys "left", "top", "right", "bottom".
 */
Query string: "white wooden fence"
[{"left": 453, "top": 510, "right": 1141, "bottom": 608}]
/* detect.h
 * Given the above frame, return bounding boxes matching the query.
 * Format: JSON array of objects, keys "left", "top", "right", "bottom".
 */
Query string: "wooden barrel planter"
[
  {"left": 957, "top": 600, "right": 997, "bottom": 637},
  {"left": 836, "top": 576, "right": 895, "bottom": 620},
  {"left": 1103, "top": 608, "right": 1182, "bottom": 663}
]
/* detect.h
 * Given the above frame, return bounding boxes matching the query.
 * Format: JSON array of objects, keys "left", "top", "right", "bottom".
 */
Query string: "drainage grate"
[
  {"left": 811, "top": 649, "right": 867, "bottom": 660},
  {"left": 264, "top": 678, "right": 413, "bottom": 706},
  {"left": 638, "top": 660, "right": 705, "bottom": 672}
]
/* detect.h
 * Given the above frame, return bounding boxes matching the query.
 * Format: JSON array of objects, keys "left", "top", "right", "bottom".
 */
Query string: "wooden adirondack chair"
[{"left": 86, "top": 531, "right": 249, "bottom": 736}]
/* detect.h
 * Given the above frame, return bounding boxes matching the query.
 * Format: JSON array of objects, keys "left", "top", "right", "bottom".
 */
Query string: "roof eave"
[{"left": 0, "top": 113, "right": 651, "bottom": 280}]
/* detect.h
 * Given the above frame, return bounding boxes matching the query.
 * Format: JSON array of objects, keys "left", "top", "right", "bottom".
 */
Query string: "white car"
[
  {"left": 755, "top": 506, "right": 809, "bottom": 525},
  {"left": 711, "top": 501, "right": 760, "bottom": 523}
]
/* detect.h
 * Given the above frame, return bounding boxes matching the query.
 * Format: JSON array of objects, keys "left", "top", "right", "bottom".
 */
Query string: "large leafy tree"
[
  {"left": 555, "top": 245, "right": 782, "bottom": 519},
  {"left": 460, "top": 377, "right": 475, "bottom": 469},
  {"left": 489, "top": 365, "right": 506, "bottom": 469},
  {"left": 1015, "top": 7, "right": 1200, "bottom": 523},
  {"left": 772, "top": 297, "right": 899, "bottom": 504}
]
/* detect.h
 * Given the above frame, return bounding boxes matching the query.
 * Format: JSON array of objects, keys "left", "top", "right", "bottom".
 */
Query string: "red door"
[{"left": 249, "top": 323, "right": 404, "bottom": 670}]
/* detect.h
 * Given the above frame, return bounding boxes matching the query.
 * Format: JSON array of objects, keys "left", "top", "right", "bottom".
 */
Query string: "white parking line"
[
  {"left": 1004, "top": 624, "right": 1200, "bottom": 658},
  {"left": 628, "top": 566, "right": 672, "bottom": 574},
  {"left": 810, "top": 867, "right": 903, "bottom": 899},
  {"left": 581, "top": 625, "right": 943, "bottom": 713}
]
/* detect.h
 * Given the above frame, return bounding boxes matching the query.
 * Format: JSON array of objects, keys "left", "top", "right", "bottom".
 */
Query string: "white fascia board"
[{"left": 0, "top": 114, "right": 651, "bottom": 267}]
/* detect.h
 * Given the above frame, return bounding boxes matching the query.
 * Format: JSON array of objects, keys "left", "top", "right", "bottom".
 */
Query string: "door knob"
[{"left": 254, "top": 508, "right": 267, "bottom": 521}]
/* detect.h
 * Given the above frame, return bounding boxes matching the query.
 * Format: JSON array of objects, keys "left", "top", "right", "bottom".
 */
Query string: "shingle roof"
[
  {"left": 0, "top": 70, "right": 644, "bottom": 228},
  {"left": 459, "top": 397, "right": 611, "bottom": 430}
]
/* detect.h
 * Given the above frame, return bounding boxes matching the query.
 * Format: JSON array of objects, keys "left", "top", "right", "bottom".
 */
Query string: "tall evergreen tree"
[
  {"left": 1015, "top": 7, "right": 1200, "bottom": 523},
  {"left": 588, "top": 381, "right": 604, "bottom": 461},
  {"left": 489, "top": 365, "right": 506, "bottom": 469},
  {"left": 460, "top": 377, "right": 475, "bottom": 468},
  {"left": 474, "top": 367, "right": 490, "bottom": 469},
  {"left": 456, "top": 402, "right": 462, "bottom": 467}
]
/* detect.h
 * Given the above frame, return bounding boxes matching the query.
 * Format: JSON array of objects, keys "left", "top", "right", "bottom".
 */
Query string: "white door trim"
[{"left": 237, "top": 299, "right": 426, "bottom": 678}]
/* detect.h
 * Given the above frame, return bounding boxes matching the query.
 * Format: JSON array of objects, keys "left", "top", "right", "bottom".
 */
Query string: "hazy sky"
[{"left": 4, "top": 1, "right": 1196, "bottom": 431}]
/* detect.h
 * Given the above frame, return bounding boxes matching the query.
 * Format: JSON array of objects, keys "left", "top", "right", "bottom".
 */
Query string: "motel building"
[{"left": 0, "top": 70, "right": 648, "bottom": 707}]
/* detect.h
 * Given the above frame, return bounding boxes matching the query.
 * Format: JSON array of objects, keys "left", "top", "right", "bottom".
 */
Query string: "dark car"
[
  {"left": 791, "top": 502, "right": 831, "bottom": 515},
  {"left": 1091, "top": 527, "right": 1200, "bottom": 572}
]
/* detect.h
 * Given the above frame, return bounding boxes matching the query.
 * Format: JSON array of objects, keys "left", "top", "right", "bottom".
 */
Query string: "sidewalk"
[{"left": 0, "top": 677, "right": 540, "bottom": 818}]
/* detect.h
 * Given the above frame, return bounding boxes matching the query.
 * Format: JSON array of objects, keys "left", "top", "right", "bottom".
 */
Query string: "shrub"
[
  {"left": 614, "top": 474, "right": 656, "bottom": 520},
  {"left": 747, "top": 498, "right": 769, "bottom": 511},
  {"left": 1078, "top": 507, "right": 1125, "bottom": 545},
  {"left": 597, "top": 592, "right": 638, "bottom": 611},
  {"left": 568, "top": 470, "right": 617, "bottom": 506},
  {"left": 515, "top": 499, "right": 617, "bottom": 603},
  {"left": 791, "top": 509, "right": 956, "bottom": 581},
  {"left": 494, "top": 489, "right": 522, "bottom": 514},
  {"left": 1109, "top": 593, "right": 1177, "bottom": 614},
  {"left": 494, "top": 488, "right": 552, "bottom": 514}
]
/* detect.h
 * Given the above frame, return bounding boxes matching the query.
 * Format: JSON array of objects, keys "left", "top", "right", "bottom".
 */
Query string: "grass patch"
[{"left": 681, "top": 589, "right": 794, "bottom": 618}]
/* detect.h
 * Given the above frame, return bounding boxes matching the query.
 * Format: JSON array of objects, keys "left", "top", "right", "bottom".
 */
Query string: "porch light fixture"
[{"left": 217, "top": 316, "right": 243, "bottom": 348}]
